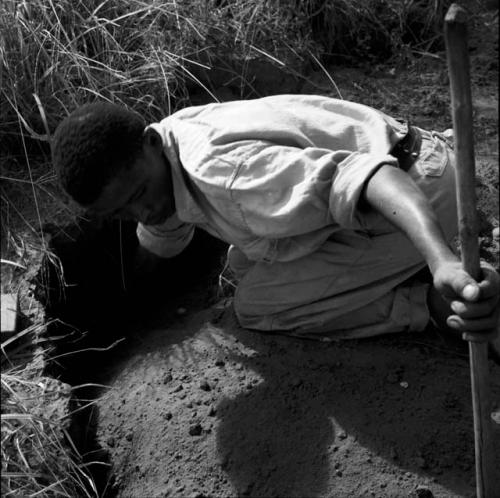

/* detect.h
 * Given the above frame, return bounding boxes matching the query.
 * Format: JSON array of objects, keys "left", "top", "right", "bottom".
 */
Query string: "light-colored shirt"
[{"left": 137, "top": 94, "right": 408, "bottom": 263}]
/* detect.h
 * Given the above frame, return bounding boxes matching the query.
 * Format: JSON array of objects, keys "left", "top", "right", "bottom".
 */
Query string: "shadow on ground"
[{"left": 94, "top": 300, "right": 500, "bottom": 498}]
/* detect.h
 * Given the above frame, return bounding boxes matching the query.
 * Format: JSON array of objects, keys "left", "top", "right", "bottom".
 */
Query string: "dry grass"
[
  {"left": 301, "top": 0, "right": 454, "bottom": 61},
  {"left": 1, "top": 331, "right": 98, "bottom": 497},
  {"left": 1, "top": 0, "right": 459, "bottom": 163},
  {"left": 0, "top": 0, "right": 316, "bottom": 158}
]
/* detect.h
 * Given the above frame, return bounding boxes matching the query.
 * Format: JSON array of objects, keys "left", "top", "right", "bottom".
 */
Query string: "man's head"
[{"left": 52, "top": 102, "right": 175, "bottom": 225}]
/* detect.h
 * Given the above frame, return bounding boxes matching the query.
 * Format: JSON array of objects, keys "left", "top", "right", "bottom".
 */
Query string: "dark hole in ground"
[{"left": 36, "top": 218, "right": 227, "bottom": 496}]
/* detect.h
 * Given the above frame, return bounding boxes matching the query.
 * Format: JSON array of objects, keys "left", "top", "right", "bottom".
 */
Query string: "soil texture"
[{"left": 96, "top": 297, "right": 500, "bottom": 498}]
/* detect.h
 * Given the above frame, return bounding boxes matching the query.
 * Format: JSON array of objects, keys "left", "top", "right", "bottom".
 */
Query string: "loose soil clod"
[
  {"left": 409, "top": 485, "right": 435, "bottom": 498},
  {"left": 189, "top": 424, "right": 203, "bottom": 437}
]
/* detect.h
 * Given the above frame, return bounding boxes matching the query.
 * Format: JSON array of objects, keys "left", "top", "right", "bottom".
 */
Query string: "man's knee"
[
  {"left": 233, "top": 282, "right": 274, "bottom": 330},
  {"left": 227, "top": 245, "right": 253, "bottom": 280}
]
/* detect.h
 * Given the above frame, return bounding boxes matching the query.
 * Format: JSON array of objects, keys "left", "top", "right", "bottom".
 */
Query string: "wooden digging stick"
[{"left": 444, "top": 4, "right": 494, "bottom": 497}]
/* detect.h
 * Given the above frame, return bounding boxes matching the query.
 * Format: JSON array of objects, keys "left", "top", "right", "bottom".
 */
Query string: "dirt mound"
[{"left": 95, "top": 301, "right": 500, "bottom": 498}]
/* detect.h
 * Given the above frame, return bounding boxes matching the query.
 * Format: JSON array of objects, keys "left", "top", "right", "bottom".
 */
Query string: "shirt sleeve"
[
  {"left": 228, "top": 141, "right": 399, "bottom": 234},
  {"left": 136, "top": 213, "right": 194, "bottom": 258}
]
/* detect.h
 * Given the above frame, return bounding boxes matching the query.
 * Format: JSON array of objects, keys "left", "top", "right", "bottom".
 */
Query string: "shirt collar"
[{"left": 145, "top": 122, "right": 208, "bottom": 225}]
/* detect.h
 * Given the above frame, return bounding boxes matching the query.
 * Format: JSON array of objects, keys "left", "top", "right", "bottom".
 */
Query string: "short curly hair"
[{"left": 52, "top": 102, "right": 146, "bottom": 206}]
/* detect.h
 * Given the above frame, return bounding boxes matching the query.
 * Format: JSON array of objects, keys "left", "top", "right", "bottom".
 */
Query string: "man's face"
[{"left": 87, "top": 131, "right": 175, "bottom": 225}]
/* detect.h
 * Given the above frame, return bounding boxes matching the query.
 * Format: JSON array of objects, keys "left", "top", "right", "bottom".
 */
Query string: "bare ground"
[{"left": 96, "top": 299, "right": 500, "bottom": 498}]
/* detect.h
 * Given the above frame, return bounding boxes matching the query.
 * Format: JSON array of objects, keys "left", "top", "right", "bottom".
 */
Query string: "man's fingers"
[
  {"left": 443, "top": 279, "right": 480, "bottom": 301},
  {"left": 447, "top": 313, "right": 499, "bottom": 332},
  {"left": 478, "top": 266, "right": 500, "bottom": 298},
  {"left": 461, "top": 282, "right": 480, "bottom": 301},
  {"left": 450, "top": 296, "right": 499, "bottom": 318},
  {"left": 435, "top": 268, "right": 480, "bottom": 301},
  {"left": 440, "top": 266, "right": 499, "bottom": 302}
]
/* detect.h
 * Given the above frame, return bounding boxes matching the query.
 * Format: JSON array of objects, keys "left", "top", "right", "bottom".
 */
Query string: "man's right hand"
[{"left": 432, "top": 260, "right": 499, "bottom": 341}]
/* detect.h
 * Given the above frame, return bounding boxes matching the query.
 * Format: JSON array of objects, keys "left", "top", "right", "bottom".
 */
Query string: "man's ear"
[{"left": 143, "top": 128, "right": 163, "bottom": 153}]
